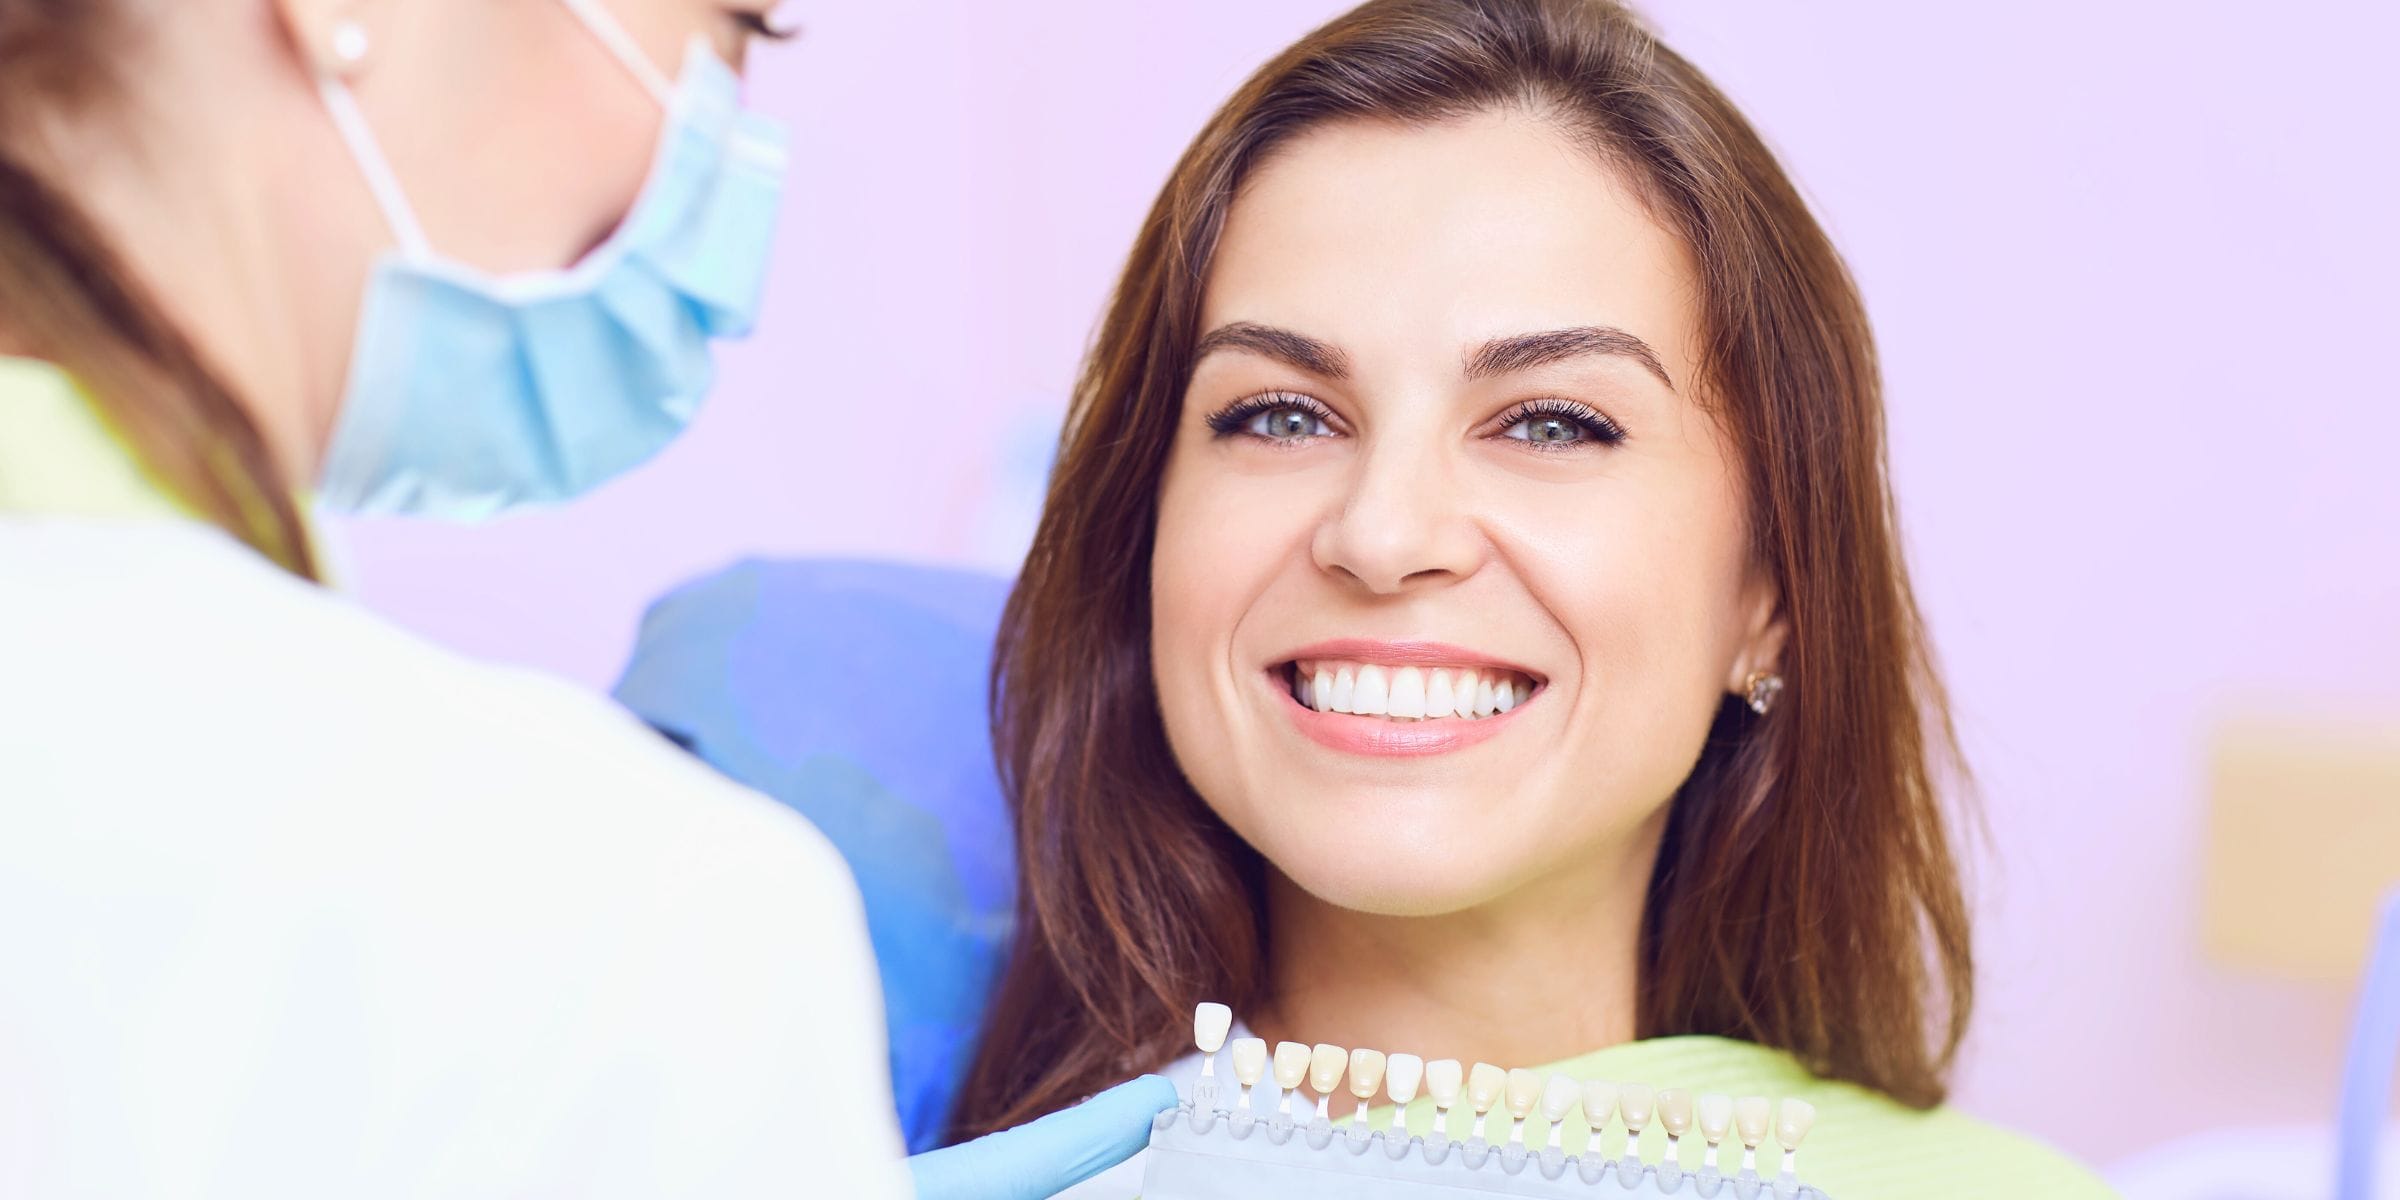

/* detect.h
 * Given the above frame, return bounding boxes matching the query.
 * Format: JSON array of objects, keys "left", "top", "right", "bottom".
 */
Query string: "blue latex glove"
[{"left": 907, "top": 1074, "right": 1177, "bottom": 1200}]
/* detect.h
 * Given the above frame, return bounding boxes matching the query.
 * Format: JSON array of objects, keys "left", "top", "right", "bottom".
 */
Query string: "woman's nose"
[{"left": 1309, "top": 438, "right": 1487, "bottom": 595}]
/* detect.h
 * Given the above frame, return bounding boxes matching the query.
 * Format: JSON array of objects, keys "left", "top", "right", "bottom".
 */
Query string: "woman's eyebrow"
[
  {"left": 1191, "top": 322, "right": 1353, "bottom": 379},
  {"left": 1465, "top": 326, "right": 1675, "bottom": 391}
]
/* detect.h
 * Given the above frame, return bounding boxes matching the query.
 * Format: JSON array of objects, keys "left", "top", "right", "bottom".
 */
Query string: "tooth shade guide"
[{"left": 1140, "top": 1015, "right": 1835, "bottom": 1200}]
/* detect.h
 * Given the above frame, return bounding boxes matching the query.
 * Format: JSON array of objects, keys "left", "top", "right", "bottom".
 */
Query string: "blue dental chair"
[{"left": 613, "top": 558, "right": 1016, "bottom": 1152}]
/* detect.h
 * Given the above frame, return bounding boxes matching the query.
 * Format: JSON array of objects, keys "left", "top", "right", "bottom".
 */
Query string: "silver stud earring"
[{"left": 1743, "top": 670, "right": 1784, "bottom": 716}]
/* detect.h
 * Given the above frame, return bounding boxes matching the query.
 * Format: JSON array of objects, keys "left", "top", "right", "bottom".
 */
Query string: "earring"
[
  {"left": 327, "top": 18, "right": 371, "bottom": 70},
  {"left": 1743, "top": 670, "right": 1784, "bottom": 716}
]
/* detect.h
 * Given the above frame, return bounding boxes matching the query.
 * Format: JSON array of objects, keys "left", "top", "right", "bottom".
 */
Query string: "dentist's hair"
[
  {"left": 0, "top": 3, "right": 317, "bottom": 576},
  {"left": 958, "top": 0, "right": 1971, "bottom": 1137}
]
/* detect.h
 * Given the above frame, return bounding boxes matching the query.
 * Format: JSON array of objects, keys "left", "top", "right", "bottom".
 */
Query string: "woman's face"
[
  {"left": 1150, "top": 111, "right": 1786, "bottom": 917},
  {"left": 350, "top": 0, "right": 787, "bottom": 273}
]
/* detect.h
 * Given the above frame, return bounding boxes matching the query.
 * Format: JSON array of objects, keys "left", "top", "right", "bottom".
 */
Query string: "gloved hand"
[{"left": 907, "top": 1074, "right": 1178, "bottom": 1200}]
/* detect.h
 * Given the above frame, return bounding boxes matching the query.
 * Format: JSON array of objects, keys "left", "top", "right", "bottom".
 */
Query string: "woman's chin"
[{"left": 1258, "top": 832, "right": 1525, "bottom": 919}]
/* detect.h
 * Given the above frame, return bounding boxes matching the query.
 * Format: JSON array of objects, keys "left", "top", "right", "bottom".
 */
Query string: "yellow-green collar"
[{"left": 0, "top": 355, "right": 192, "bottom": 519}]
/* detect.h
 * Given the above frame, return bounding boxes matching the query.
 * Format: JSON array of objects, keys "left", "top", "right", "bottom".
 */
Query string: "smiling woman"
[{"left": 951, "top": 1, "right": 2107, "bottom": 1195}]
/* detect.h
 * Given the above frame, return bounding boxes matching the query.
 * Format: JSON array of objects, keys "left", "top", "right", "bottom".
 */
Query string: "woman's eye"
[
  {"left": 1506, "top": 415, "right": 1585, "bottom": 445},
  {"left": 1495, "top": 402, "right": 1627, "bottom": 449},
  {"left": 1245, "top": 405, "right": 1333, "bottom": 440}
]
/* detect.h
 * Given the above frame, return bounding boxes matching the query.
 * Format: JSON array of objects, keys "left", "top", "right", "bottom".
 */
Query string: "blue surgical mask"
[{"left": 314, "top": 3, "right": 789, "bottom": 519}]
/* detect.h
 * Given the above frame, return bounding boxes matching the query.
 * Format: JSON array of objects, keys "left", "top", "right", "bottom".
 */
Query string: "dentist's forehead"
[{"left": 1204, "top": 110, "right": 1701, "bottom": 384}]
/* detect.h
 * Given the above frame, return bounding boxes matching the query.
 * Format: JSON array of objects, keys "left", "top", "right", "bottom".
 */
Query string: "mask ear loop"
[
  {"left": 554, "top": 0, "right": 677, "bottom": 106},
  {"left": 315, "top": 75, "right": 434, "bottom": 261}
]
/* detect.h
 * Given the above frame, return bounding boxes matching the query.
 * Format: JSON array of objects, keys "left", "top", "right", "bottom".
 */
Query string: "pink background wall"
[{"left": 326, "top": 0, "right": 2400, "bottom": 1171}]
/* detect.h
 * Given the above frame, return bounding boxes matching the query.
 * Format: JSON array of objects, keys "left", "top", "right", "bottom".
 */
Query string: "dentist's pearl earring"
[
  {"left": 327, "top": 19, "right": 370, "bottom": 71},
  {"left": 1743, "top": 670, "right": 1784, "bottom": 716}
]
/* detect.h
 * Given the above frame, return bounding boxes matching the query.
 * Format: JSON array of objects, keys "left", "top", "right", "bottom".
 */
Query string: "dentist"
[{"left": 0, "top": 1, "right": 1164, "bottom": 1196}]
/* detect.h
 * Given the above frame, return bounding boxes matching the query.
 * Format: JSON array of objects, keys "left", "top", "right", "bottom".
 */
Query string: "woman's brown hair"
[
  {"left": 0, "top": 3, "right": 318, "bottom": 576},
  {"left": 956, "top": 0, "right": 1970, "bottom": 1136}
]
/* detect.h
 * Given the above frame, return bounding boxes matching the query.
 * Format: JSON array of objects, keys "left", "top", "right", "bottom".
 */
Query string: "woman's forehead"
[{"left": 1203, "top": 111, "right": 1703, "bottom": 381}]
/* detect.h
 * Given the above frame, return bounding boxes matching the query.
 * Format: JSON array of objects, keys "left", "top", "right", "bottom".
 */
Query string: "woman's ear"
[
  {"left": 1725, "top": 572, "right": 1790, "bottom": 695},
  {"left": 270, "top": 0, "right": 382, "bottom": 78}
]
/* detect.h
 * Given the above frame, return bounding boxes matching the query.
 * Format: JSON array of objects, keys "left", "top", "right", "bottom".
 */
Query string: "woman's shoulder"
[{"left": 1554, "top": 1036, "right": 2117, "bottom": 1200}]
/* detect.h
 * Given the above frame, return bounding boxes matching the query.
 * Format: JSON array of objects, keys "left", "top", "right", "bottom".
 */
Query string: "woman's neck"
[
  {"left": 54, "top": 15, "right": 379, "bottom": 487},
  {"left": 1255, "top": 809, "right": 1667, "bottom": 1069}
]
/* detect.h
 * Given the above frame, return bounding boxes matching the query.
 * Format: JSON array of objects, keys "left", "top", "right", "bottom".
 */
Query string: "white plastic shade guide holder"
[{"left": 1148, "top": 1002, "right": 1836, "bottom": 1200}]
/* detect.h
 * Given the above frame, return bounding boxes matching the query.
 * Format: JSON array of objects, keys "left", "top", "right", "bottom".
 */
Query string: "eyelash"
[
  {"left": 1202, "top": 392, "right": 1629, "bottom": 449},
  {"left": 731, "top": 8, "right": 799, "bottom": 40}
]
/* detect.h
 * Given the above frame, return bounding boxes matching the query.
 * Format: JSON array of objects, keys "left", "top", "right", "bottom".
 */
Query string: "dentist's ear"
[
  {"left": 1725, "top": 573, "right": 1790, "bottom": 697},
  {"left": 271, "top": 0, "right": 384, "bottom": 78}
]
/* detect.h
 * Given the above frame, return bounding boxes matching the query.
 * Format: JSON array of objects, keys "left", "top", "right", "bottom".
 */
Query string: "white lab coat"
[{"left": 0, "top": 515, "right": 913, "bottom": 1199}]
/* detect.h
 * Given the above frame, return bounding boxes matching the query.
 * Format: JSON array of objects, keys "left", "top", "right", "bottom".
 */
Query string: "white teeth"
[
  {"left": 1193, "top": 1002, "right": 1231, "bottom": 1055},
  {"left": 1424, "top": 669, "right": 1456, "bottom": 718},
  {"left": 1387, "top": 666, "right": 1425, "bottom": 718},
  {"left": 1353, "top": 664, "right": 1390, "bottom": 716},
  {"left": 1286, "top": 659, "right": 1536, "bottom": 722}
]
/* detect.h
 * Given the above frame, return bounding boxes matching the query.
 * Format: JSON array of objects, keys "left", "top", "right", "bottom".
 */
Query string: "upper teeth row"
[{"left": 1293, "top": 661, "right": 1533, "bottom": 720}]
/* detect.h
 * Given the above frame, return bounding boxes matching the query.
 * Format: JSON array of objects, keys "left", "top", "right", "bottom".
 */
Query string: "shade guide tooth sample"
[
  {"left": 1194, "top": 1003, "right": 1232, "bottom": 1053},
  {"left": 1271, "top": 1042, "right": 1311, "bottom": 1088},
  {"left": 1503, "top": 1068, "right": 1542, "bottom": 1143},
  {"left": 1617, "top": 1082, "right": 1655, "bottom": 1158},
  {"left": 1272, "top": 1042, "right": 1311, "bottom": 1117},
  {"left": 1734, "top": 1095, "right": 1772, "bottom": 1171},
  {"left": 1193, "top": 1002, "right": 1231, "bottom": 1081},
  {"left": 1466, "top": 1062, "right": 1506, "bottom": 1140},
  {"left": 1347, "top": 1048, "right": 1386, "bottom": 1122},
  {"left": 1655, "top": 1087, "right": 1694, "bottom": 1161},
  {"left": 1141, "top": 1006, "right": 1835, "bottom": 1199},
  {"left": 1539, "top": 1074, "right": 1582, "bottom": 1149},
  {"left": 1308, "top": 1044, "right": 1348, "bottom": 1118},
  {"left": 1424, "top": 1058, "right": 1464, "bottom": 1127},
  {"left": 1697, "top": 1092, "right": 1733, "bottom": 1168},
  {"left": 1580, "top": 1080, "right": 1619, "bottom": 1156},
  {"left": 1383, "top": 1053, "right": 1424, "bottom": 1132},
  {"left": 1777, "top": 1097, "right": 1817, "bottom": 1174}
]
